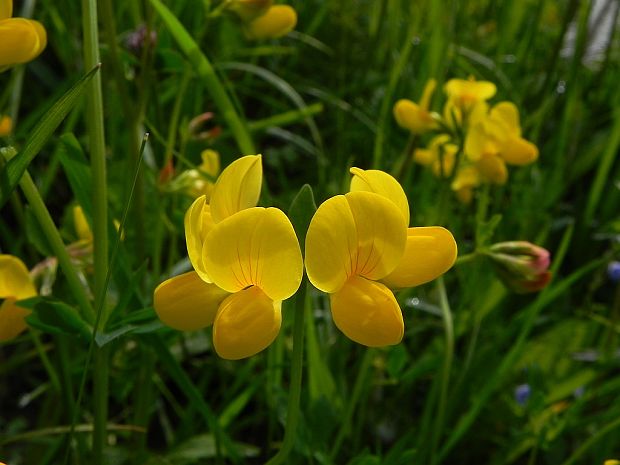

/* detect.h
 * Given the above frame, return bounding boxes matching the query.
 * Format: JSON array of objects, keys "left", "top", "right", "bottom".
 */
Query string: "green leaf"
[
  {"left": 24, "top": 297, "right": 92, "bottom": 341},
  {"left": 287, "top": 184, "right": 317, "bottom": 252},
  {"left": 25, "top": 206, "right": 54, "bottom": 256},
  {"left": 58, "top": 133, "right": 93, "bottom": 218},
  {"left": 0, "top": 65, "right": 100, "bottom": 208}
]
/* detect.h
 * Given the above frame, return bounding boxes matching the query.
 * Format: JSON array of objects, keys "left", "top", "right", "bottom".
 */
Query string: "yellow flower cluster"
[
  {"left": 0, "top": 0, "right": 47, "bottom": 71},
  {"left": 152, "top": 157, "right": 457, "bottom": 358},
  {"left": 395, "top": 77, "right": 539, "bottom": 203}
]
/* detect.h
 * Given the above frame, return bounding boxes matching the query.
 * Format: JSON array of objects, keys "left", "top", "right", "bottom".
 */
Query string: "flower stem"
[
  {"left": 264, "top": 279, "right": 308, "bottom": 465},
  {"left": 429, "top": 276, "right": 454, "bottom": 465}
]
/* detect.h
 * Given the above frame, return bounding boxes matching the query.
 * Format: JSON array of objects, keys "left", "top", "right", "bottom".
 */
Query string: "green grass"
[{"left": 1, "top": 0, "right": 620, "bottom": 464}]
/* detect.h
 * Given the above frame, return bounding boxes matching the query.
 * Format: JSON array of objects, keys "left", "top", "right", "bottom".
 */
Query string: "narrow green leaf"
[
  {"left": 287, "top": 184, "right": 317, "bottom": 252},
  {"left": 58, "top": 133, "right": 93, "bottom": 217},
  {"left": 0, "top": 65, "right": 100, "bottom": 208},
  {"left": 23, "top": 297, "right": 93, "bottom": 341}
]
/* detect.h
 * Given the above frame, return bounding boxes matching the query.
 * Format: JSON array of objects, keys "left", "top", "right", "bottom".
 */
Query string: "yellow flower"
[
  {"left": 0, "top": 0, "right": 47, "bottom": 71},
  {"left": 413, "top": 134, "right": 458, "bottom": 178},
  {"left": 154, "top": 155, "right": 303, "bottom": 360},
  {"left": 444, "top": 76, "right": 496, "bottom": 110},
  {"left": 450, "top": 165, "right": 481, "bottom": 204},
  {"left": 0, "top": 254, "right": 37, "bottom": 341},
  {"left": 604, "top": 460, "right": 620, "bottom": 465},
  {"left": 304, "top": 168, "right": 457, "bottom": 347},
  {"left": 73, "top": 205, "right": 93, "bottom": 243},
  {"left": 393, "top": 79, "right": 438, "bottom": 134},
  {"left": 465, "top": 101, "right": 538, "bottom": 184},
  {"left": 183, "top": 149, "right": 221, "bottom": 200},
  {"left": 244, "top": 4, "right": 297, "bottom": 40},
  {"left": 0, "top": 115, "right": 12, "bottom": 136}
]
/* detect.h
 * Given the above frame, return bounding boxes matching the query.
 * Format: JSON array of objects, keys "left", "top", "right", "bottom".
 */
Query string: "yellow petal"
[
  {"left": 305, "top": 192, "right": 407, "bottom": 293},
  {"left": 490, "top": 101, "right": 521, "bottom": 137},
  {"left": 500, "top": 135, "right": 539, "bottom": 165},
  {"left": 199, "top": 149, "right": 220, "bottom": 179},
  {"left": 0, "top": 18, "right": 45, "bottom": 67},
  {"left": 393, "top": 99, "right": 435, "bottom": 134},
  {"left": 0, "top": 115, "right": 12, "bottom": 136},
  {"left": 349, "top": 167, "right": 410, "bottom": 225},
  {"left": 0, "top": 254, "right": 36, "bottom": 300},
  {"left": 451, "top": 165, "right": 481, "bottom": 191},
  {"left": 184, "top": 196, "right": 215, "bottom": 282},
  {"left": 464, "top": 122, "right": 490, "bottom": 162},
  {"left": 330, "top": 276, "right": 403, "bottom": 347},
  {"left": 154, "top": 271, "right": 229, "bottom": 331},
  {"left": 203, "top": 207, "right": 303, "bottom": 301},
  {"left": 245, "top": 5, "right": 297, "bottom": 40},
  {"left": 0, "top": 299, "right": 30, "bottom": 341},
  {"left": 476, "top": 155, "right": 508, "bottom": 184},
  {"left": 382, "top": 227, "right": 457, "bottom": 288},
  {"left": 209, "top": 155, "right": 262, "bottom": 223},
  {"left": 73, "top": 205, "right": 93, "bottom": 242},
  {"left": 413, "top": 148, "right": 435, "bottom": 166},
  {"left": 213, "top": 286, "right": 281, "bottom": 360},
  {"left": 419, "top": 79, "right": 437, "bottom": 111},
  {"left": 444, "top": 78, "right": 496, "bottom": 105},
  {"left": 0, "top": 0, "right": 12, "bottom": 21}
]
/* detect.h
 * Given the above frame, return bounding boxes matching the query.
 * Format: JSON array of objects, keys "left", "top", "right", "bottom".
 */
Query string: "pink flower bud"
[{"left": 487, "top": 241, "right": 551, "bottom": 293}]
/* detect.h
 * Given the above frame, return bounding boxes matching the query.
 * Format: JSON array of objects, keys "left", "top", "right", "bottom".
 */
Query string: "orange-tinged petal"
[
  {"left": 203, "top": 207, "right": 303, "bottom": 301},
  {"left": 330, "top": 276, "right": 403, "bottom": 347},
  {"left": 0, "top": 115, "right": 12, "bottom": 136},
  {"left": 349, "top": 167, "right": 410, "bottom": 225},
  {"left": 154, "top": 271, "right": 229, "bottom": 331},
  {"left": 209, "top": 155, "right": 262, "bottom": 223},
  {"left": 305, "top": 192, "right": 407, "bottom": 293},
  {"left": 0, "top": 299, "right": 30, "bottom": 341},
  {"left": 184, "top": 196, "right": 215, "bottom": 282},
  {"left": 245, "top": 5, "right": 297, "bottom": 40},
  {"left": 500, "top": 136, "right": 539, "bottom": 165},
  {"left": 213, "top": 286, "right": 281, "bottom": 360},
  {"left": 0, "top": 254, "right": 36, "bottom": 300},
  {"left": 382, "top": 227, "right": 457, "bottom": 289},
  {"left": 0, "top": 18, "right": 45, "bottom": 67},
  {"left": 0, "top": 0, "right": 12, "bottom": 21},
  {"left": 444, "top": 78, "right": 496, "bottom": 104}
]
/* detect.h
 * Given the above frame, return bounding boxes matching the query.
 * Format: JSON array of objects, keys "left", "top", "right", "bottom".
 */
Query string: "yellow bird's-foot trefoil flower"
[
  {"left": 305, "top": 168, "right": 457, "bottom": 347},
  {"left": 465, "top": 101, "right": 538, "bottom": 184},
  {"left": 244, "top": 4, "right": 297, "bottom": 40},
  {"left": 0, "top": 0, "right": 47, "bottom": 71},
  {"left": 154, "top": 155, "right": 303, "bottom": 360},
  {"left": 0, "top": 255, "right": 37, "bottom": 341},
  {"left": 393, "top": 79, "right": 438, "bottom": 135},
  {"left": 443, "top": 76, "right": 495, "bottom": 128}
]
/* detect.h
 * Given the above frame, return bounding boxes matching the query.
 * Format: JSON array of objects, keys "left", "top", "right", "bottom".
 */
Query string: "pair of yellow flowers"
[
  {"left": 0, "top": 0, "right": 47, "bottom": 71},
  {"left": 154, "top": 155, "right": 457, "bottom": 360}
]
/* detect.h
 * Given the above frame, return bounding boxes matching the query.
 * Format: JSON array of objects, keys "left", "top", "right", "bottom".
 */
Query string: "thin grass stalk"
[
  {"left": 429, "top": 276, "right": 454, "bottom": 465},
  {"left": 264, "top": 279, "right": 308, "bottom": 465},
  {"left": 81, "top": 0, "right": 109, "bottom": 461}
]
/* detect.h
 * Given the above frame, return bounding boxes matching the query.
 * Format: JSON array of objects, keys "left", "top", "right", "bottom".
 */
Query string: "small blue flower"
[
  {"left": 608, "top": 261, "right": 620, "bottom": 282},
  {"left": 514, "top": 383, "right": 531, "bottom": 406}
]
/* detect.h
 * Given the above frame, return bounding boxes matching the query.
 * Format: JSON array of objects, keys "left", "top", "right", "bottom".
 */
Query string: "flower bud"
[
  {"left": 608, "top": 261, "right": 620, "bottom": 282},
  {"left": 244, "top": 5, "right": 297, "bottom": 40},
  {"left": 0, "top": 115, "right": 12, "bottom": 136},
  {"left": 486, "top": 241, "right": 551, "bottom": 293}
]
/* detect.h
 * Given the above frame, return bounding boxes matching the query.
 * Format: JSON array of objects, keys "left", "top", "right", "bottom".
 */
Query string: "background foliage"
[{"left": 1, "top": 0, "right": 620, "bottom": 464}]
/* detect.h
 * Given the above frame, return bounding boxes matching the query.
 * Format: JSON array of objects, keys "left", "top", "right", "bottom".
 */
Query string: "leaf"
[
  {"left": 0, "top": 65, "right": 100, "bottom": 208},
  {"left": 58, "top": 133, "right": 93, "bottom": 218},
  {"left": 24, "top": 297, "right": 92, "bottom": 341},
  {"left": 287, "top": 184, "right": 317, "bottom": 252},
  {"left": 25, "top": 206, "right": 54, "bottom": 256}
]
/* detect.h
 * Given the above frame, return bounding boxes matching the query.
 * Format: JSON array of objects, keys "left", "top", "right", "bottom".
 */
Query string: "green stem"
[
  {"left": 329, "top": 348, "right": 373, "bottom": 460},
  {"left": 30, "top": 330, "right": 61, "bottom": 394},
  {"left": 82, "top": 0, "right": 109, "bottom": 462},
  {"left": 264, "top": 279, "right": 308, "bottom": 465},
  {"left": 92, "top": 346, "right": 110, "bottom": 464},
  {"left": 149, "top": 0, "right": 255, "bottom": 155},
  {"left": 429, "top": 276, "right": 454, "bottom": 465},
  {"left": 10, "top": 165, "right": 94, "bottom": 321}
]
